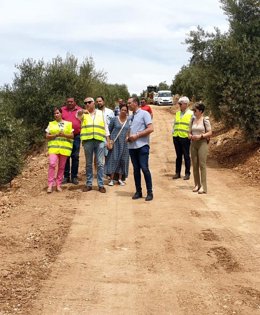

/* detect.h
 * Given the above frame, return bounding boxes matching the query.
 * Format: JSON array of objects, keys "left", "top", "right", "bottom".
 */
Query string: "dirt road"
[{"left": 1, "top": 106, "right": 260, "bottom": 315}]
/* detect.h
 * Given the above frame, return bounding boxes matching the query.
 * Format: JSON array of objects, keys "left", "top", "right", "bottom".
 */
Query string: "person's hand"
[
  {"left": 191, "top": 134, "right": 202, "bottom": 141},
  {"left": 77, "top": 109, "right": 84, "bottom": 117},
  {"left": 128, "top": 134, "right": 138, "bottom": 142},
  {"left": 58, "top": 131, "right": 67, "bottom": 138}
]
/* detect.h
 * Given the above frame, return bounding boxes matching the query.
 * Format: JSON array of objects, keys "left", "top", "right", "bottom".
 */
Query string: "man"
[
  {"left": 96, "top": 96, "right": 114, "bottom": 127},
  {"left": 96, "top": 96, "right": 114, "bottom": 157},
  {"left": 61, "top": 97, "right": 82, "bottom": 185},
  {"left": 127, "top": 97, "right": 154, "bottom": 201},
  {"left": 114, "top": 98, "right": 124, "bottom": 116},
  {"left": 140, "top": 97, "right": 153, "bottom": 118},
  {"left": 78, "top": 97, "right": 110, "bottom": 193},
  {"left": 172, "top": 96, "right": 193, "bottom": 180}
]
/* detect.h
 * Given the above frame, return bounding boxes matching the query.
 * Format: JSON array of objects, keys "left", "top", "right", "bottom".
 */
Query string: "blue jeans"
[
  {"left": 129, "top": 145, "right": 152, "bottom": 193},
  {"left": 83, "top": 140, "right": 105, "bottom": 187},
  {"left": 64, "top": 134, "right": 81, "bottom": 179}
]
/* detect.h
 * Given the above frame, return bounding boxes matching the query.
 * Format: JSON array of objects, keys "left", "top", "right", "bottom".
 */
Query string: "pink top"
[{"left": 61, "top": 105, "right": 82, "bottom": 135}]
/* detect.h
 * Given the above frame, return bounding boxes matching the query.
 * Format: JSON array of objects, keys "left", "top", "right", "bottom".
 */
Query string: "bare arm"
[{"left": 46, "top": 132, "right": 58, "bottom": 140}]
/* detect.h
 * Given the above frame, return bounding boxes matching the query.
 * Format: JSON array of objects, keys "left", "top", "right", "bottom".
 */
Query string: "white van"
[{"left": 157, "top": 90, "right": 173, "bottom": 105}]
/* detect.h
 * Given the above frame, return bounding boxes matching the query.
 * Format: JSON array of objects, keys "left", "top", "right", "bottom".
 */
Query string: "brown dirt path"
[{"left": 1, "top": 106, "right": 260, "bottom": 315}]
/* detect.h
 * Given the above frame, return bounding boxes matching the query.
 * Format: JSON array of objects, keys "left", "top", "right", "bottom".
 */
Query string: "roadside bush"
[
  {"left": 0, "top": 54, "right": 131, "bottom": 184},
  {"left": 172, "top": 0, "right": 260, "bottom": 140},
  {"left": 0, "top": 112, "right": 28, "bottom": 185}
]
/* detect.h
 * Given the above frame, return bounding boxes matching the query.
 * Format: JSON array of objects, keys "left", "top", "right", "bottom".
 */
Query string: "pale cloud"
[{"left": 0, "top": 0, "right": 229, "bottom": 94}]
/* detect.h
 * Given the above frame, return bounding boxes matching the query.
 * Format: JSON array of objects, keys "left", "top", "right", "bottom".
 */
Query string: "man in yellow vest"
[
  {"left": 172, "top": 96, "right": 193, "bottom": 180},
  {"left": 78, "top": 97, "right": 111, "bottom": 193}
]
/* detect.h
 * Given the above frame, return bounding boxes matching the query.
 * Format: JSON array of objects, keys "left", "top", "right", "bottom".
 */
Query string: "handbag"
[{"left": 108, "top": 119, "right": 127, "bottom": 150}]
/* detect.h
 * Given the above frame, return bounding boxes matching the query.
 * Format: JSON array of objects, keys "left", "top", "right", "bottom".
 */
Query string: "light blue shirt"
[{"left": 128, "top": 109, "right": 152, "bottom": 149}]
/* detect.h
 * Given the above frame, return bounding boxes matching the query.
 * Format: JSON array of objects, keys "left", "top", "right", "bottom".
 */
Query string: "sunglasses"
[{"left": 84, "top": 101, "right": 93, "bottom": 104}]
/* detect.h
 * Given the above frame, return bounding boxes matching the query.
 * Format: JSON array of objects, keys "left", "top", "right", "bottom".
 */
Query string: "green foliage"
[
  {"left": 100, "top": 83, "right": 130, "bottom": 109},
  {"left": 172, "top": 0, "right": 260, "bottom": 139},
  {"left": 0, "top": 110, "right": 28, "bottom": 185},
  {"left": 171, "top": 65, "right": 206, "bottom": 101},
  {"left": 0, "top": 54, "right": 130, "bottom": 184},
  {"left": 158, "top": 81, "right": 170, "bottom": 91}
]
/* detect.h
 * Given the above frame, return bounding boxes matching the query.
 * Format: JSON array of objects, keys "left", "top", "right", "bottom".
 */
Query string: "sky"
[{"left": 0, "top": 0, "right": 229, "bottom": 95}]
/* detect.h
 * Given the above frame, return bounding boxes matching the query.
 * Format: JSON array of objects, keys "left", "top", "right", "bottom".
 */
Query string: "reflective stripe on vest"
[
  {"left": 80, "top": 110, "right": 105, "bottom": 141},
  {"left": 47, "top": 120, "right": 73, "bottom": 156},
  {"left": 173, "top": 110, "right": 193, "bottom": 138}
]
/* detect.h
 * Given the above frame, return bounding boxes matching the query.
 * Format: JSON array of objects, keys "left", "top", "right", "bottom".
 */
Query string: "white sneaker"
[
  {"left": 47, "top": 186, "right": 52, "bottom": 193},
  {"left": 108, "top": 180, "right": 114, "bottom": 186},
  {"left": 118, "top": 179, "right": 125, "bottom": 186}
]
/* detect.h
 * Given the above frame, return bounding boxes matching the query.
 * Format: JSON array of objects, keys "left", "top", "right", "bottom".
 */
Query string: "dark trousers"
[
  {"left": 129, "top": 145, "right": 152, "bottom": 193},
  {"left": 64, "top": 134, "right": 81, "bottom": 179},
  {"left": 173, "top": 136, "right": 191, "bottom": 176}
]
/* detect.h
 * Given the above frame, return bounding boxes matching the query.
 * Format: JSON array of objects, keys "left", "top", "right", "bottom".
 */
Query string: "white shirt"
[
  {"left": 103, "top": 107, "right": 114, "bottom": 127},
  {"left": 90, "top": 110, "right": 110, "bottom": 137}
]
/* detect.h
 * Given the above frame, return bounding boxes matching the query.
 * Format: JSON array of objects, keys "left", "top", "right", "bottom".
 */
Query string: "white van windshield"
[{"left": 158, "top": 92, "right": 171, "bottom": 97}]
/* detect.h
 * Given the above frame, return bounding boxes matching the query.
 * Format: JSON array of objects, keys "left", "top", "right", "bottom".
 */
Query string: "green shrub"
[{"left": 0, "top": 112, "right": 28, "bottom": 185}]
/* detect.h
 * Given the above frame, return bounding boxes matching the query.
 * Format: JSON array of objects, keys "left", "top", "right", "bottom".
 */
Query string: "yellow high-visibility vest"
[
  {"left": 80, "top": 110, "right": 105, "bottom": 142},
  {"left": 47, "top": 120, "right": 73, "bottom": 156},
  {"left": 173, "top": 110, "right": 193, "bottom": 138}
]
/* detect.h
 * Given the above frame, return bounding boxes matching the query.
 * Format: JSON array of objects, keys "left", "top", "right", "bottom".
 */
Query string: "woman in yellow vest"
[{"left": 45, "top": 107, "right": 74, "bottom": 193}]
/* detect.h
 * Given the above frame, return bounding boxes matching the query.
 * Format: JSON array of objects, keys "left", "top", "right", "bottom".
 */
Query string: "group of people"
[
  {"left": 172, "top": 96, "right": 212, "bottom": 193},
  {"left": 45, "top": 96, "right": 154, "bottom": 201},
  {"left": 46, "top": 94, "right": 212, "bottom": 199}
]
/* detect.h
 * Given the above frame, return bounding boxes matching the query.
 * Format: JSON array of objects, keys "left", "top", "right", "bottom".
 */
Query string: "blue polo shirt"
[{"left": 128, "top": 109, "right": 152, "bottom": 149}]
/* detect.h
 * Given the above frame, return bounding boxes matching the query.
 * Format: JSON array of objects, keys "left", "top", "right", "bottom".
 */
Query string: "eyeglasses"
[{"left": 84, "top": 101, "right": 93, "bottom": 104}]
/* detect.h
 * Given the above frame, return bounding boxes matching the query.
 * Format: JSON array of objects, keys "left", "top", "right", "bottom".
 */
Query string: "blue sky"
[{"left": 0, "top": 0, "right": 229, "bottom": 94}]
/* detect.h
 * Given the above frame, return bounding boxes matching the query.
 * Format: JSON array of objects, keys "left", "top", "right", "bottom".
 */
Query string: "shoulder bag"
[{"left": 108, "top": 119, "right": 127, "bottom": 150}]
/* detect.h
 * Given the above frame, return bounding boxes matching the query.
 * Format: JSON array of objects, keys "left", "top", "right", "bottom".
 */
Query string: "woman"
[
  {"left": 189, "top": 103, "right": 212, "bottom": 194},
  {"left": 105, "top": 104, "right": 130, "bottom": 186},
  {"left": 45, "top": 107, "right": 74, "bottom": 193}
]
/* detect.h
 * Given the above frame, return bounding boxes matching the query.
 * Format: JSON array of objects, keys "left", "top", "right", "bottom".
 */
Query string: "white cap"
[{"left": 178, "top": 96, "right": 190, "bottom": 104}]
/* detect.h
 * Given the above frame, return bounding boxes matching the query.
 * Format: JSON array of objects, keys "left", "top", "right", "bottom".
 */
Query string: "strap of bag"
[
  {"left": 113, "top": 119, "right": 127, "bottom": 143},
  {"left": 203, "top": 118, "right": 207, "bottom": 132}
]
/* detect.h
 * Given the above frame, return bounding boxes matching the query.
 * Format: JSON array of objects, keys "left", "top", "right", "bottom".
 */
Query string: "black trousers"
[{"left": 173, "top": 136, "right": 191, "bottom": 176}]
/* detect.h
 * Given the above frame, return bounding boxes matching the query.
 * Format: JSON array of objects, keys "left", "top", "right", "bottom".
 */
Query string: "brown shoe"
[
  {"left": 56, "top": 186, "right": 62, "bottom": 192},
  {"left": 83, "top": 186, "right": 92, "bottom": 192},
  {"left": 99, "top": 186, "right": 106, "bottom": 193}
]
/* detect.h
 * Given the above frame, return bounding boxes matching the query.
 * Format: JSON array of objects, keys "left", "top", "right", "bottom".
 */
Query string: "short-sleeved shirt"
[
  {"left": 103, "top": 107, "right": 115, "bottom": 126},
  {"left": 61, "top": 105, "right": 82, "bottom": 135},
  {"left": 45, "top": 121, "right": 74, "bottom": 133},
  {"left": 190, "top": 116, "right": 211, "bottom": 136},
  {"left": 128, "top": 109, "right": 152, "bottom": 149},
  {"left": 141, "top": 105, "right": 153, "bottom": 116}
]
